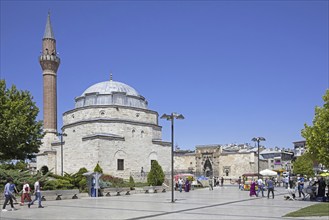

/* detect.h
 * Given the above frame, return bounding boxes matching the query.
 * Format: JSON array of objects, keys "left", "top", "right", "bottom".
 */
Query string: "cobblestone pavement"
[{"left": 1, "top": 185, "right": 328, "bottom": 220}]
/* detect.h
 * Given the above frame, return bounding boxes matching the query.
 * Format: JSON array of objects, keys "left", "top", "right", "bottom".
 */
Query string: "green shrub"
[
  {"left": 94, "top": 163, "right": 103, "bottom": 173},
  {"left": 0, "top": 168, "right": 50, "bottom": 191},
  {"left": 147, "top": 160, "right": 165, "bottom": 186},
  {"left": 129, "top": 176, "right": 135, "bottom": 190},
  {"left": 134, "top": 182, "right": 150, "bottom": 187},
  {"left": 78, "top": 178, "right": 87, "bottom": 192},
  {"left": 43, "top": 179, "right": 74, "bottom": 190},
  {"left": 100, "top": 174, "right": 124, "bottom": 187},
  {"left": 15, "top": 161, "right": 28, "bottom": 171}
]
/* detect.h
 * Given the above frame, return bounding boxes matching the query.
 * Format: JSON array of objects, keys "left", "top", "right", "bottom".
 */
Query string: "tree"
[
  {"left": 147, "top": 160, "right": 165, "bottom": 186},
  {"left": 0, "top": 80, "right": 43, "bottom": 160},
  {"left": 302, "top": 89, "right": 329, "bottom": 167},
  {"left": 292, "top": 152, "right": 314, "bottom": 177}
]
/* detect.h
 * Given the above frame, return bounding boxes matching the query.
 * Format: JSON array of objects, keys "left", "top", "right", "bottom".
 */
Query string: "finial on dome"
[{"left": 110, "top": 72, "right": 113, "bottom": 81}]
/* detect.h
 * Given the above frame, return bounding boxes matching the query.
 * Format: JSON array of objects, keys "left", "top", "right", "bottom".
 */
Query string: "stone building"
[
  {"left": 175, "top": 144, "right": 268, "bottom": 179},
  {"left": 174, "top": 150, "right": 196, "bottom": 173},
  {"left": 37, "top": 14, "right": 171, "bottom": 179}
]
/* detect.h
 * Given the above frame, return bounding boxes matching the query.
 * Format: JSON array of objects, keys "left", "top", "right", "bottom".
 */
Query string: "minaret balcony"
[{"left": 39, "top": 54, "right": 60, "bottom": 63}]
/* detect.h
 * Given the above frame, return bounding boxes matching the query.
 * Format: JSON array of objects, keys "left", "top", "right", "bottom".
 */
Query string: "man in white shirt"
[
  {"left": 28, "top": 179, "right": 44, "bottom": 208},
  {"left": 178, "top": 177, "right": 183, "bottom": 192},
  {"left": 257, "top": 178, "right": 264, "bottom": 197}
]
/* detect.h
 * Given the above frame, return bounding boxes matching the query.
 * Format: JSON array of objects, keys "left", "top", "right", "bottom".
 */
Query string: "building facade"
[
  {"left": 260, "top": 147, "right": 294, "bottom": 174},
  {"left": 175, "top": 144, "right": 268, "bottom": 179}
]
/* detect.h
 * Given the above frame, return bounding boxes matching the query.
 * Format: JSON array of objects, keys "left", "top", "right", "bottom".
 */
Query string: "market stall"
[{"left": 242, "top": 173, "right": 261, "bottom": 191}]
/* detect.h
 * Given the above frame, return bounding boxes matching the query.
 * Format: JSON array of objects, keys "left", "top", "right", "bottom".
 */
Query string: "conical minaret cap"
[{"left": 43, "top": 12, "right": 55, "bottom": 39}]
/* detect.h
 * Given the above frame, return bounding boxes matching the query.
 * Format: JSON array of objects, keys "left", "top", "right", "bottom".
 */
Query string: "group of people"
[
  {"left": 177, "top": 177, "right": 191, "bottom": 192},
  {"left": 249, "top": 177, "right": 275, "bottom": 199},
  {"left": 213, "top": 177, "right": 225, "bottom": 187},
  {"left": 248, "top": 174, "right": 328, "bottom": 202},
  {"left": 2, "top": 177, "right": 44, "bottom": 212},
  {"left": 285, "top": 174, "right": 328, "bottom": 201}
]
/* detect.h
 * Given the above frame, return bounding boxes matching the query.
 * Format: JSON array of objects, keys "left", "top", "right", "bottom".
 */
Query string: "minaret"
[
  {"left": 37, "top": 12, "right": 61, "bottom": 174},
  {"left": 39, "top": 12, "right": 60, "bottom": 134}
]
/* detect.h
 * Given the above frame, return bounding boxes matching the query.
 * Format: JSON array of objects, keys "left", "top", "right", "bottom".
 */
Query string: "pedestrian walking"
[
  {"left": 238, "top": 176, "right": 242, "bottom": 190},
  {"left": 209, "top": 177, "right": 213, "bottom": 191},
  {"left": 8, "top": 182, "right": 19, "bottom": 204},
  {"left": 20, "top": 181, "right": 32, "bottom": 206},
  {"left": 184, "top": 179, "right": 190, "bottom": 192},
  {"left": 249, "top": 179, "right": 257, "bottom": 197},
  {"left": 257, "top": 178, "right": 264, "bottom": 197},
  {"left": 140, "top": 167, "right": 145, "bottom": 177},
  {"left": 178, "top": 177, "right": 183, "bottom": 193},
  {"left": 297, "top": 175, "right": 305, "bottom": 199},
  {"left": 221, "top": 177, "right": 224, "bottom": 187},
  {"left": 2, "top": 178, "right": 18, "bottom": 212},
  {"left": 28, "top": 179, "right": 44, "bottom": 208},
  {"left": 284, "top": 176, "right": 289, "bottom": 189},
  {"left": 215, "top": 177, "right": 219, "bottom": 187},
  {"left": 267, "top": 177, "right": 275, "bottom": 199}
]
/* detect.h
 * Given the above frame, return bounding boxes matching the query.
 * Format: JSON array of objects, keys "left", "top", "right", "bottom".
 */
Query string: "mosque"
[
  {"left": 36, "top": 14, "right": 294, "bottom": 181},
  {"left": 36, "top": 14, "right": 171, "bottom": 179}
]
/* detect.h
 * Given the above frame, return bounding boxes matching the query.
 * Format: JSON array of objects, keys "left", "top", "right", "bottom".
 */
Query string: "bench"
[
  {"left": 102, "top": 187, "right": 130, "bottom": 196},
  {"left": 143, "top": 186, "right": 167, "bottom": 193},
  {"left": 153, "top": 186, "right": 167, "bottom": 193},
  {"left": 143, "top": 186, "right": 153, "bottom": 193},
  {"left": 41, "top": 189, "right": 79, "bottom": 201}
]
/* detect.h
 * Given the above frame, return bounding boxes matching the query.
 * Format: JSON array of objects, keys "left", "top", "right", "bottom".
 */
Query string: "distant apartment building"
[
  {"left": 260, "top": 147, "right": 294, "bottom": 174},
  {"left": 293, "top": 140, "right": 306, "bottom": 157}
]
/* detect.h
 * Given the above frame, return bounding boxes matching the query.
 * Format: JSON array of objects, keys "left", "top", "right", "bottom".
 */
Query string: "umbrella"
[
  {"left": 320, "top": 172, "right": 329, "bottom": 177},
  {"left": 260, "top": 169, "right": 277, "bottom": 176},
  {"left": 174, "top": 173, "right": 194, "bottom": 181}
]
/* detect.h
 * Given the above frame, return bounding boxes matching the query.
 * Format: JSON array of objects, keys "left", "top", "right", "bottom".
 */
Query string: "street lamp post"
[
  {"left": 57, "top": 132, "right": 67, "bottom": 176},
  {"left": 161, "top": 113, "right": 184, "bottom": 203},
  {"left": 251, "top": 137, "right": 266, "bottom": 180}
]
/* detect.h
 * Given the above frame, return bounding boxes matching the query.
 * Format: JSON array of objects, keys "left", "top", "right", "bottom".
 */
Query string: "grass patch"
[{"left": 284, "top": 203, "right": 329, "bottom": 217}]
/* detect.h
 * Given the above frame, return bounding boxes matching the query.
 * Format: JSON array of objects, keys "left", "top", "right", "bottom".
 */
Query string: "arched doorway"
[{"left": 203, "top": 158, "right": 213, "bottom": 177}]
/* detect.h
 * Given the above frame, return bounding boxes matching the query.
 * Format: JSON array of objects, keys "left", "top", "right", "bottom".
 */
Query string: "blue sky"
[{"left": 1, "top": 0, "right": 328, "bottom": 150}]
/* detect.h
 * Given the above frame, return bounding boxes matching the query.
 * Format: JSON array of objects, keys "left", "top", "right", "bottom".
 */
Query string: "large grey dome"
[
  {"left": 75, "top": 79, "right": 148, "bottom": 109},
  {"left": 81, "top": 80, "right": 140, "bottom": 97}
]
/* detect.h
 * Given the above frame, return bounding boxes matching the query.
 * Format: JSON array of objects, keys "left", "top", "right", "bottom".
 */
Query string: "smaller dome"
[{"left": 81, "top": 80, "right": 140, "bottom": 97}]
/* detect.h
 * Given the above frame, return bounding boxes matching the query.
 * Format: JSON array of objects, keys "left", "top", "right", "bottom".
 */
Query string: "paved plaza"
[{"left": 1, "top": 185, "right": 327, "bottom": 220}]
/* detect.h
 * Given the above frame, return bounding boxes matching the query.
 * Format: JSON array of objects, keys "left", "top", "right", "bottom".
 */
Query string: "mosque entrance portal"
[{"left": 203, "top": 158, "right": 213, "bottom": 177}]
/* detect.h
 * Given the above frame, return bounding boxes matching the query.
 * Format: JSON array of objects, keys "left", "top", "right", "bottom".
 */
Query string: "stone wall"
[
  {"left": 174, "top": 154, "right": 195, "bottom": 173},
  {"left": 174, "top": 145, "right": 269, "bottom": 179},
  {"left": 38, "top": 105, "right": 171, "bottom": 179}
]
